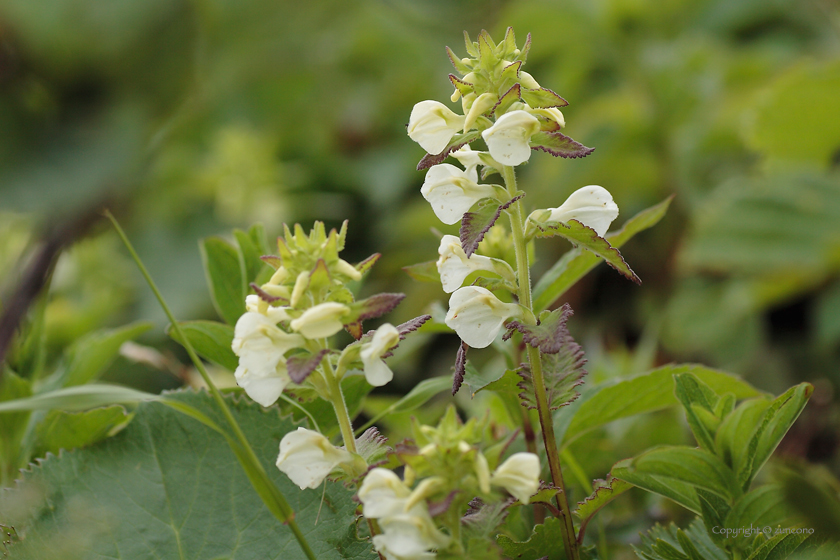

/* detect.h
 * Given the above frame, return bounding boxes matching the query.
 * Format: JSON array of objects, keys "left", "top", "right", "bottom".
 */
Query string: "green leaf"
[
  {"left": 462, "top": 361, "right": 506, "bottom": 397},
  {"left": 32, "top": 406, "right": 129, "bottom": 458},
  {"left": 560, "top": 364, "right": 761, "bottom": 448},
  {"left": 532, "top": 219, "right": 640, "bottom": 284},
  {"left": 201, "top": 236, "right": 246, "bottom": 326},
  {"left": 715, "top": 398, "right": 771, "bottom": 473},
  {"left": 739, "top": 383, "right": 813, "bottom": 489},
  {"left": 460, "top": 195, "right": 523, "bottom": 258},
  {"left": 167, "top": 320, "right": 238, "bottom": 371},
  {"left": 60, "top": 322, "right": 153, "bottom": 387},
  {"left": 496, "top": 517, "right": 566, "bottom": 560},
  {"left": 402, "top": 261, "right": 440, "bottom": 283},
  {"left": 0, "top": 369, "right": 32, "bottom": 478},
  {"left": 674, "top": 373, "right": 721, "bottom": 451},
  {"left": 635, "top": 521, "right": 728, "bottom": 560},
  {"left": 612, "top": 446, "right": 739, "bottom": 513},
  {"left": 0, "top": 384, "right": 158, "bottom": 413},
  {"left": 573, "top": 476, "right": 632, "bottom": 540},
  {"left": 520, "top": 87, "right": 568, "bottom": 109},
  {"left": 745, "top": 531, "right": 810, "bottom": 560},
  {"left": 724, "top": 485, "right": 791, "bottom": 533},
  {"left": 533, "top": 195, "right": 672, "bottom": 312},
  {"left": 354, "top": 376, "right": 451, "bottom": 436},
  {"left": 530, "top": 131, "right": 594, "bottom": 159},
  {"left": 780, "top": 467, "right": 840, "bottom": 539},
  {"left": 0, "top": 390, "right": 375, "bottom": 560},
  {"left": 235, "top": 226, "right": 269, "bottom": 286}
]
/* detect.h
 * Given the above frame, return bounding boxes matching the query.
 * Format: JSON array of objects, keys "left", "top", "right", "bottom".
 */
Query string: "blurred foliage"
[{"left": 1, "top": 0, "right": 839, "bottom": 555}]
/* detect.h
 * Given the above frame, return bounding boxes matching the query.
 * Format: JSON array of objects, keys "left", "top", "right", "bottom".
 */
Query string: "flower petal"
[
  {"left": 481, "top": 110, "right": 540, "bottom": 166},
  {"left": 420, "top": 164, "right": 496, "bottom": 225},
  {"left": 408, "top": 100, "right": 466, "bottom": 155},
  {"left": 445, "top": 286, "right": 519, "bottom": 348},
  {"left": 548, "top": 185, "right": 619, "bottom": 236}
]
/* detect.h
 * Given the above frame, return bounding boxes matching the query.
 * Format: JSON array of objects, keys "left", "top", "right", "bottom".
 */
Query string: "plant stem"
[
  {"left": 501, "top": 167, "right": 579, "bottom": 560},
  {"left": 107, "top": 211, "right": 318, "bottom": 560},
  {"left": 321, "top": 352, "right": 357, "bottom": 453}
]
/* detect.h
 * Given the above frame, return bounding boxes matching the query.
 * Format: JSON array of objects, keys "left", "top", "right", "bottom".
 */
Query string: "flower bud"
[
  {"left": 360, "top": 323, "right": 400, "bottom": 386},
  {"left": 275, "top": 427, "right": 353, "bottom": 489},
  {"left": 445, "top": 286, "right": 523, "bottom": 348},
  {"left": 421, "top": 164, "right": 499, "bottom": 225},
  {"left": 519, "top": 71, "right": 541, "bottom": 90},
  {"left": 290, "top": 302, "right": 350, "bottom": 339},
  {"left": 408, "top": 100, "right": 466, "bottom": 155},
  {"left": 545, "top": 185, "right": 619, "bottom": 237},
  {"left": 464, "top": 92, "right": 498, "bottom": 131},
  {"left": 481, "top": 110, "right": 541, "bottom": 166},
  {"left": 490, "top": 452, "right": 541, "bottom": 504}
]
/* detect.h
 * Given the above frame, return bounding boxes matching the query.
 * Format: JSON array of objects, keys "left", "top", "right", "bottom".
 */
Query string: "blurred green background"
[{"left": 1, "top": 0, "right": 839, "bottom": 542}]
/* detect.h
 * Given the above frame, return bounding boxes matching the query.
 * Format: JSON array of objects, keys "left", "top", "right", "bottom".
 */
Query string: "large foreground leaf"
[{"left": 1, "top": 389, "right": 375, "bottom": 560}]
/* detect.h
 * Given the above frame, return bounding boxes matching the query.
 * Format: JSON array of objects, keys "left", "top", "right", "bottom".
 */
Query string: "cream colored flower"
[
  {"left": 275, "top": 427, "right": 353, "bottom": 489},
  {"left": 232, "top": 312, "right": 305, "bottom": 406},
  {"left": 289, "top": 302, "right": 350, "bottom": 339},
  {"left": 373, "top": 512, "right": 450, "bottom": 560},
  {"left": 545, "top": 185, "right": 619, "bottom": 237},
  {"left": 481, "top": 110, "right": 541, "bottom": 166},
  {"left": 421, "top": 164, "right": 498, "bottom": 225},
  {"left": 490, "top": 452, "right": 541, "bottom": 504},
  {"left": 358, "top": 468, "right": 412, "bottom": 519},
  {"left": 436, "top": 235, "right": 514, "bottom": 293},
  {"left": 445, "top": 286, "right": 522, "bottom": 348},
  {"left": 408, "top": 100, "right": 466, "bottom": 155},
  {"left": 360, "top": 323, "right": 400, "bottom": 386}
]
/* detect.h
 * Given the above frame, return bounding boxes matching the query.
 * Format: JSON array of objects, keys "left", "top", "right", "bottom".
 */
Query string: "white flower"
[
  {"left": 276, "top": 427, "right": 353, "bottom": 489},
  {"left": 450, "top": 145, "right": 484, "bottom": 177},
  {"left": 360, "top": 323, "right": 400, "bottom": 386},
  {"left": 436, "top": 235, "right": 515, "bottom": 293},
  {"left": 491, "top": 452, "right": 541, "bottom": 504},
  {"left": 289, "top": 302, "right": 350, "bottom": 339},
  {"left": 545, "top": 185, "right": 619, "bottom": 237},
  {"left": 529, "top": 107, "right": 565, "bottom": 128},
  {"left": 481, "top": 110, "right": 541, "bottom": 166},
  {"left": 245, "top": 295, "right": 290, "bottom": 323},
  {"left": 373, "top": 511, "right": 450, "bottom": 560},
  {"left": 358, "top": 468, "right": 412, "bottom": 519},
  {"left": 408, "top": 100, "right": 466, "bottom": 155},
  {"left": 232, "top": 312, "right": 305, "bottom": 406},
  {"left": 445, "top": 286, "right": 522, "bottom": 348},
  {"left": 421, "top": 163, "right": 499, "bottom": 225},
  {"left": 463, "top": 92, "right": 497, "bottom": 132}
]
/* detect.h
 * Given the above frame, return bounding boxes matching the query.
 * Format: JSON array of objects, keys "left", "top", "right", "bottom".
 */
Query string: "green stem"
[
  {"left": 501, "top": 167, "right": 579, "bottom": 560},
  {"left": 106, "top": 211, "right": 317, "bottom": 560},
  {"left": 321, "top": 352, "right": 357, "bottom": 453}
]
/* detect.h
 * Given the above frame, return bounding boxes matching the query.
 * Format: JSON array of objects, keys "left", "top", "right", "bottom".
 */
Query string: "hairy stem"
[
  {"left": 321, "top": 352, "right": 357, "bottom": 453},
  {"left": 107, "top": 211, "right": 318, "bottom": 560},
  {"left": 501, "top": 167, "right": 579, "bottom": 560}
]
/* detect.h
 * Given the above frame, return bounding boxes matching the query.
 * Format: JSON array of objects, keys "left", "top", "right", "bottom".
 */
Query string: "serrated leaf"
[
  {"left": 612, "top": 446, "right": 740, "bottom": 513},
  {"left": 32, "top": 406, "right": 129, "bottom": 458},
  {"left": 347, "top": 293, "right": 405, "bottom": 325},
  {"left": 724, "top": 485, "right": 791, "bottom": 533},
  {"left": 355, "top": 253, "right": 380, "bottom": 277},
  {"left": 481, "top": 369, "right": 521, "bottom": 395},
  {"left": 745, "top": 531, "right": 810, "bottom": 560},
  {"left": 461, "top": 195, "right": 523, "bottom": 258},
  {"left": 402, "top": 260, "right": 440, "bottom": 283},
  {"left": 449, "top": 73, "right": 474, "bottom": 95},
  {"left": 462, "top": 498, "right": 510, "bottom": 545},
  {"left": 355, "top": 427, "right": 389, "bottom": 465},
  {"left": 494, "top": 83, "right": 522, "bottom": 116},
  {"left": 201, "top": 237, "right": 246, "bottom": 326},
  {"left": 61, "top": 322, "right": 153, "bottom": 387},
  {"left": 446, "top": 48, "right": 471, "bottom": 75},
  {"left": 496, "top": 517, "right": 566, "bottom": 560},
  {"left": 739, "top": 383, "right": 812, "bottom": 489},
  {"left": 521, "top": 87, "right": 568, "bottom": 109},
  {"left": 417, "top": 130, "right": 482, "bottom": 169},
  {"left": 506, "top": 304, "right": 576, "bottom": 355},
  {"left": 462, "top": 360, "right": 505, "bottom": 397},
  {"left": 574, "top": 476, "right": 632, "bottom": 540},
  {"left": 167, "top": 320, "right": 238, "bottom": 372},
  {"left": 1, "top": 390, "right": 376, "bottom": 559},
  {"left": 453, "top": 341, "right": 468, "bottom": 395},
  {"left": 515, "top": 309, "right": 587, "bottom": 411},
  {"left": 533, "top": 219, "right": 640, "bottom": 284},
  {"left": 635, "top": 521, "right": 728, "bottom": 560},
  {"left": 560, "top": 364, "right": 761, "bottom": 447},
  {"left": 530, "top": 131, "right": 594, "bottom": 159},
  {"left": 286, "top": 349, "right": 328, "bottom": 384},
  {"left": 534, "top": 196, "right": 672, "bottom": 311}
]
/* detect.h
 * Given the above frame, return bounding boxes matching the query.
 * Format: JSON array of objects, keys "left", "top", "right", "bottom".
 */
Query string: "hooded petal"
[
  {"left": 436, "top": 235, "right": 508, "bottom": 293},
  {"left": 445, "top": 286, "right": 521, "bottom": 348},
  {"left": 358, "top": 468, "right": 412, "bottom": 519},
  {"left": 234, "top": 365, "right": 290, "bottom": 407},
  {"left": 481, "top": 110, "right": 540, "bottom": 166},
  {"left": 374, "top": 510, "right": 450, "bottom": 558},
  {"left": 276, "top": 427, "right": 353, "bottom": 489},
  {"left": 420, "top": 164, "right": 498, "bottom": 225},
  {"left": 360, "top": 323, "right": 400, "bottom": 386},
  {"left": 547, "top": 185, "right": 619, "bottom": 236},
  {"left": 408, "top": 100, "right": 466, "bottom": 155},
  {"left": 490, "top": 452, "right": 541, "bottom": 504}
]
